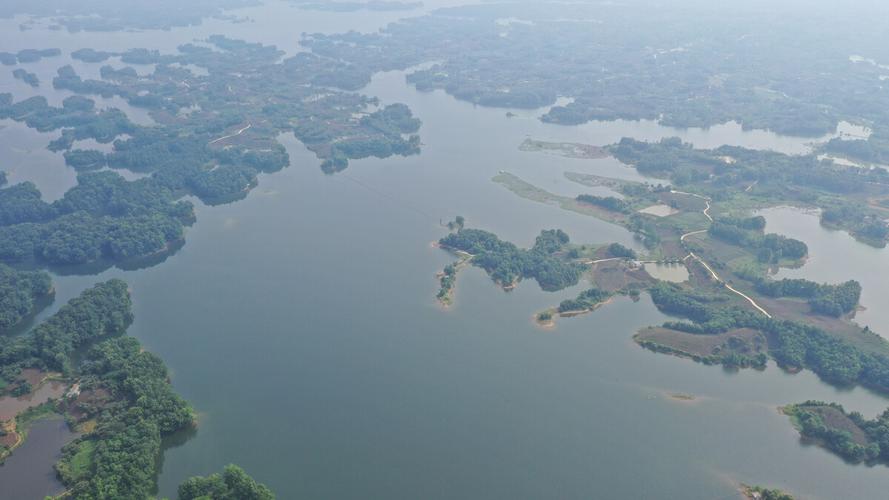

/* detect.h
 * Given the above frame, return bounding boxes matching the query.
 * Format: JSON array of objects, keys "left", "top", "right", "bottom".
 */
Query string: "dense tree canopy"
[
  {"left": 558, "top": 288, "right": 611, "bottom": 313},
  {"left": 0, "top": 280, "right": 196, "bottom": 499},
  {"left": 783, "top": 401, "right": 889, "bottom": 464},
  {"left": 648, "top": 282, "right": 889, "bottom": 390},
  {"left": 0, "top": 264, "right": 52, "bottom": 331},
  {"left": 607, "top": 243, "right": 637, "bottom": 259},
  {"left": 0, "top": 280, "right": 132, "bottom": 380},
  {"left": 756, "top": 278, "right": 862, "bottom": 317},
  {"left": 0, "top": 172, "right": 193, "bottom": 268},
  {"left": 178, "top": 465, "right": 275, "bottom": 500},
  {"left": 440, "top": 228, "right": 585, "bottom": 291},
  {"left": 708, "top": 218, "right": 808, "bottom": 263},
  {"left": 60, "top": 335, "right": 194, "bottom": 499},
  {"left": 576, "top": 194, "right": 630, "bottom": 213}
]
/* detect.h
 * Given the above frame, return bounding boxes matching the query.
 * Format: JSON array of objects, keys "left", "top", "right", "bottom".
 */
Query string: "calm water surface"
[
  {"left": 762, "top": 206, "right": 889, "bottom": 336},
  {"left": 0, "top": 418, "right": 75, "bottom": 499},
  {"left": 1, "top": 3, "right": 889, "bottom": 499}
]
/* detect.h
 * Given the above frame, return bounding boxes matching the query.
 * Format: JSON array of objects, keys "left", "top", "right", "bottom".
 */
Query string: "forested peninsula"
[
  {"left": 0, "top": 280, "right": 274, "bottom": 499},
  {"left": 0, "top": 264, "right": 52, "bottom": 332}
]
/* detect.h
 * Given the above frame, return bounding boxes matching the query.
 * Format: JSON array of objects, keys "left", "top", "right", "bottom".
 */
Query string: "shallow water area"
[
  {"left": 0, "top": 120, "right": 74, "bottom": 200},
  {"left": 644, "top": 262, "right": 690, "bottom": 283},
  {"left": 0, "top": 381, "right": 67, "bottom": 421}
]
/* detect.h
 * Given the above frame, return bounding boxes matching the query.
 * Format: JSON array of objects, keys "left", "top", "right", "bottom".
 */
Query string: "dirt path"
[
  {"left": 675, "top": 193, "right": 771, "bottom": 318},
  {"left": 671, "top": 189, "right": 712, "bottom": 221},
  {"left": 581, "top": 257, "right": 623, "bottom": 265},
  {"left": 680, "top": 229, "right": 708, "bottom": 242},
  {"left": 685, "top": 251, "right": 772, "bottom": 318},
  {"left": 209, "top": 123, "right": 252, "bottom": 145}
]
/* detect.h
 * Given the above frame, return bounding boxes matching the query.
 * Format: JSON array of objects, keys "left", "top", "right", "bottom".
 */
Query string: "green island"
[
  {"left": 782, "top": 401, "right": 889, "bottom": 466},
  {"left": 0, "top": 280, "right": 274, "bottom": 498},
  {"left": 438, "top": 226, "right": 587, "bottom": 292},
  {"left": 1, "top": 48, "right": 61, "bottom": 65},
  {"left": 434, "top": 218, "right": 473, "bottom": 307},
  {"left": 518, "top": 138, "right": 609, "bottom": 160},
  {"left": 436, "top": 221, "right": 654, "bottom": 322},
  {"left": 289, "top": 1, "right": 422, "bottom": 11},
  {"left": 535, "top": 287, "right": 621, "bottom": 328},
  {"left": 70, "top": 49, "right": 116, "bottom": 63},
  {"left": 741, "top": 485, "right": 795, "bottom": 500},
  {"left": 0, "top": 2, "right": 257, "bottom": 32},
  {"left": 12, "top": 68, "right": 40, "bottom": 88}
]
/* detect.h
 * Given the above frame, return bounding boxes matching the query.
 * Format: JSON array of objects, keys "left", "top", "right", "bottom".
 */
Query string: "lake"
[
  {"left": 761, "top": 206, "right": 889, "bottom": 336},
  {"left": 2, "top": 3, "right": 889, "bottom": 499}
]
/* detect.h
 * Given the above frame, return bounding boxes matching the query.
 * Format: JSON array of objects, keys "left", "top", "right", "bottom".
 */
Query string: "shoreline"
[
  {"left": 432, "top": 241, "right": 473, "bottom": 308},
  {"left": 534, "top": 297, "right": 615, "bottom": 329},
  {"left": 0, "top": 373, "right": 70, "bottom": 461}
]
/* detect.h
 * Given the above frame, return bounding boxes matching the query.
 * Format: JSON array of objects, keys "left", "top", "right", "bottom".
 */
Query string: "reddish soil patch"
[
  {"left": 0, "top": 429, "right": 18, "bottom": 449},
  {"left": 66, "top": 388, "right": 112, "bottom": 422},
  {"left": 17, "top": 368, "right": 46, "bottom": 387},
  {"left": 592, "top": 261, "right": 654, "bottom": 292},
  {"left": 0, "top": 381, "right": 68, "bottom": 421}
]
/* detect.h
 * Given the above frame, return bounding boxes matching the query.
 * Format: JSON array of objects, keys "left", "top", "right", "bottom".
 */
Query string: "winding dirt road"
[{"left": 675, "top": 192, "right": 772, "bottom": 318}]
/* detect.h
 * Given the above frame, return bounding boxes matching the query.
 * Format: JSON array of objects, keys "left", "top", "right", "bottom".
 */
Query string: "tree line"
[
  {"left": 783, "top": 401, "right": 889, "bottom": 465},
  {"left": 755, "top": 278, "right": 861, "bottom": 317},
  {"left": 0, "top": 280, "right": 275, "bottom": 498},
  {"left": 439, "top": 228, "right": 585, "bottom": 291},
  {"left": 647, "top": 282, "right": 889, "bottom": 391},
  {"left": 708, "top": 218, "right": 808, "bottom": 263},
  {"left": 0, "top": 264, "right": 52, "bottom": 331},
  {"left": 558, "top": 287, "right": 612, "bottom": 313},
  {"left": 0, "top": 171, "right": 193, "bottom": 267}
]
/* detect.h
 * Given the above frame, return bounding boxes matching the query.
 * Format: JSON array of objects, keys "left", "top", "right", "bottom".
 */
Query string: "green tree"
[{"left": 178, "top": 465, "right": 275, "bottom": 500}]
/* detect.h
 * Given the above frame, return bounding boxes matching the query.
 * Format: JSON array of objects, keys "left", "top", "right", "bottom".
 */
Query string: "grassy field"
[
  {"left": 493, "top": 172, "right": 629, "bottom": 224},
  {"left": 66, "top": 440, "right": 96, "bottom": 481},
  {"left": 784, "top": 403, "right": 870, "bottom": 446},
  {"left": 635, "top": 326, "right": 766, "bottom": 361}
]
